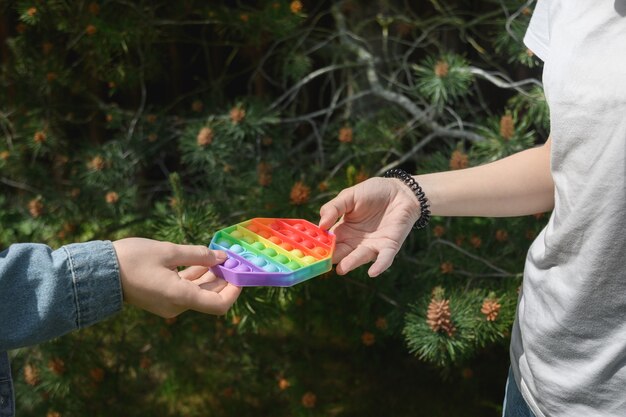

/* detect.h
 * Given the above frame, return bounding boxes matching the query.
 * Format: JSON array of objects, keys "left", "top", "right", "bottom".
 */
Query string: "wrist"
[{"left": 382, "top": 168, "right": 431, "bottom": 229}]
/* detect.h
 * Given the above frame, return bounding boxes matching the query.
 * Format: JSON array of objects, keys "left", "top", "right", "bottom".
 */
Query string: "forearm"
[
  {"left": 0, "top": 241, "right": 122, "bottom": 350},
  {"left": 416, "top": 138, "right": 553, "bottom": 217}
]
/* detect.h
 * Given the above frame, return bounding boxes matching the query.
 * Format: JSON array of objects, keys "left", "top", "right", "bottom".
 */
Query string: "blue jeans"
[{"left": 503, "top": 368, "right": 536, "bottom": 417}]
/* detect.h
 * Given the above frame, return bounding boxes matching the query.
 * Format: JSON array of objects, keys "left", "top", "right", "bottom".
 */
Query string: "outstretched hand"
[
  {"left": 113, "top": 238, "right": 241, "bottom": 318},
  {"left": 319, "top": 177, "right": 421, "bottom": 277}
]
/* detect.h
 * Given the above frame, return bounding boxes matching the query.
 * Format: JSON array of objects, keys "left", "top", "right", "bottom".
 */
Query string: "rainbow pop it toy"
[{"left": 208, "top": 218, "right": 335, "bottom": 287}]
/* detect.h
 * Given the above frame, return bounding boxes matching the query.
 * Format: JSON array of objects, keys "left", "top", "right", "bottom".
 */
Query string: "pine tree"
[{"left": 1, "top": 1, "right": 548, "bottom": 415}]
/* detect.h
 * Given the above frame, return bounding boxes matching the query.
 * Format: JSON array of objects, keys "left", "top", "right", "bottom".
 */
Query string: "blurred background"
[{"left": 1, "top": 0, "right": 549, "bottom": 415}]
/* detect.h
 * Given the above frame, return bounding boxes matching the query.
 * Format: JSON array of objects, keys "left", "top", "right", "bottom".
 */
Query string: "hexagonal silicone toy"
[{"left": 208, "top": 218, "right": 335, "bottom": 287}]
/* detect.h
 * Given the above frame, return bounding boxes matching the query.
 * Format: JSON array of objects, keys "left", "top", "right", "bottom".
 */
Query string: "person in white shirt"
[{"left": 319, "top": 1, "right": 626, "bottom": 415}]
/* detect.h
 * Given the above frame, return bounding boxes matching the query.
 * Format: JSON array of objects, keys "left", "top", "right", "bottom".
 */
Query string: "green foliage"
[
  {"left": 413, "top": 53, "right": 474, "bottom": 112},
  {"left": 1, "top": 0, "right": 549, "bottom": 415},
  {"left": 404, "top": 287, "right": 517, "bottom": 368},
  {"left": 471, "top": 110, "right": 536, "bottom": 163}
]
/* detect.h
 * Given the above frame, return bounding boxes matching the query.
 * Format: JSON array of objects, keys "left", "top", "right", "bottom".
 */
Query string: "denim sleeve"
[{"left": 0, "top": 241, "right": 123, "bottom": 351}]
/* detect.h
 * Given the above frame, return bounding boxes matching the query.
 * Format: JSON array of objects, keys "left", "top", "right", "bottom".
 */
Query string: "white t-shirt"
[{"left": 512, "top": 1, "right": 626, "bottom": 416}]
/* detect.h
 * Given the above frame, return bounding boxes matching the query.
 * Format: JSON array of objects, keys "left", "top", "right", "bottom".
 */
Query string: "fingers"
[
  {"left": 178, "top": 265, "right": 209, "bottom": 281},
  {"left": 198, "top": 276, "right": 228, "bottom": 292},
  {"left": 331, "top": 242, "right": 353, "bottom": 264},
  {"left": 184, "top": 282, "right": 242, "bottom": 315},
  {"left": 335, "top": 245, "right": 377, "bottom": 275},
  {"left": 166, "top": 243, "right": 228, "bottom": 267},
  {"left": 319, "top": 188, "right": 354, "bottom": 231},
  {"left": 367, "top": 247, "right": 397, "bottom": 277}
]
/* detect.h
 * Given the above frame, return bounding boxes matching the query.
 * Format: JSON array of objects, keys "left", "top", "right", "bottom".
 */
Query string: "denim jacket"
[{"left": 0, "top": 241, "right": 123, "bottom": 417}]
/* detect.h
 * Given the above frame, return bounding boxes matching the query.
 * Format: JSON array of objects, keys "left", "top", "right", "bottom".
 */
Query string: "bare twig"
[
  {"left": 430, "top": 238, "right": 513, "bottom": 275},
  {"left": 331, "top": 5, "right": 485, "bottom": 144}
]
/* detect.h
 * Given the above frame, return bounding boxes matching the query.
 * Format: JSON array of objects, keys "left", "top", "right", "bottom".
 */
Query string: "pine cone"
[
  {"left": 338, "top": 127, "right": 353, "bottom": 143},
  {"left": 500, "top": 114, "right": 515, "bottom": 140},
  {"left": 301, "top": 392, "right": 317, "bottom": 408},
  {"left": 87, "top": 155, "right": 106, "bottom": 171},
  {"left": 495, "top": 229, "right": 509, "bottom": 242},
  {"left": 355, "top": 170, "right": 368, "bottom": 184},
  {"left": 105, "top": 191, "right": 119, "bottom": 204},
  {"left": 48, "top": 358, "right": 66, "bottom": 375},
  {"left": 426, "top": 298, "right": 456, "bottom": 336},
  {"left": 139, "top": 356, "right": 152, "bottom": 370},
  {"left": 278, "top": 378, "right": 290, "bottom": 390},
  {"left": 361, "top": 331, "right": 375, "bottom": 346},
  {"left": 257, "top": 162, "right": 272, "bottom": 187},
  {"left": 290, "top": 0, "right": 303, "bottom": 13},
  {"left": 24, "top": 364, "right": 40, "bottom": 386},
  {"left": 28, "top": 198, "right": 44, "bottom": 218},
  {"left": 375, "top": 317, "right": 388, "bottom": 330},
  {"left": 470, "top": 234, "right": 482, "bottom": 248},
  {"left": 85, "top": 25, "right": 98, "bottom": 36},
  {"left": 33, "top": 130, "right": 46, "bottom": 144},
  {"left": 481, "top": 298, "right": 501, "bottom": 321},
  {"left": 196, "top": 127, "right": 213, "bottom": 146},
  {"left": 434, "top": 60, "right": 449, "bottom": 78},
  {"left": 290, "top": 181, "right": 310, "bottom": 205},
  {"left": 89, "top": 367, "right": 105, "bottom": 382},
  {"left": 191, "top": 100, "right": 203, "bottom": 113},
  {"left": 449, "top": 150, "right": 468, "bottom": 170},
  {"left": 88, "top": 2, "right": 100, "bottom": 15},
  {"left": 229, "top": 107, "right": 246, "bottom": 124},
  {"left": 440, "top": 261, "right": 454, "bottom": 274}
]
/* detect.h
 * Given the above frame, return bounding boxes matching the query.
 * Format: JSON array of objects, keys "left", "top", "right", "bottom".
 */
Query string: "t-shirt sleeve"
[{"left": 523, "top": 0, "right": 550, "bottom": 62}]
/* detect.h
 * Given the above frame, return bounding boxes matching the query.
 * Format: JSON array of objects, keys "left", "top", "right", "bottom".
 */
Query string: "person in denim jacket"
[{"left": 0, "top": 238, "right": 241, "bottom": 417}]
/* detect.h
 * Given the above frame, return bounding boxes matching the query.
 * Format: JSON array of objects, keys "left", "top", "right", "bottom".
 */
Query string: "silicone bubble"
[
  {"left": 234, "top": 264, "right": 251, "bottom": 272},
  {"left": 230, "top": 244, "right": 244, "bottom": 254},
  {"left": 250, "top": 257, "right": 266, "bottom": 267},
  {"left": 224, "top": 258, "right": 239, "bottom": 269},
  {"left": 209, "top": 218, "right": 335, "bottom": 287},
  {"left": 313, "top": 247, "right": 328, "bottom": 257},
  {"left": 217, "top": 239, "right": 232, "bottom": 248},
  {"left": 275, "top": 254, "right": 289, "bottom": 264},
  {"left": 286, "top": 261, "right": 301, "bottom": 270},
  {"left": 262, "top": 247, "right": 277, "bottom": 257},
  {"left": 280, "top": 243, "right": 294, "bottom": 251},
  {"left": 252, "top": 242, "right": 265, "bottom": 250},
  {"left": 263, "top": 264, "right": 280, "bottom": 272},
  {"left": 301, "top": 256, "right": 317, "bottom": 264}
]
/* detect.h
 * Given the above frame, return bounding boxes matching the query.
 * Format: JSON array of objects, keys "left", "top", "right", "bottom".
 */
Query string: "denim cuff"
[{"left": 62, "top": 241, "right": 123, "bottom": 328}]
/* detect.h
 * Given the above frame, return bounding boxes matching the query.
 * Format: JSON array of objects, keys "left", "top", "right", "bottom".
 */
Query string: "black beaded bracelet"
[{"left": 382, "top": 168, "right": 431, "bottom": 229}]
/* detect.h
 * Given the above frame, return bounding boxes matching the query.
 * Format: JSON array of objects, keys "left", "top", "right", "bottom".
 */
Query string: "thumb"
[
  {"left": 319, "top": 189, "right": 354, "bottom": 231},
  {"left": 167, "top": 244, "right": 228, "bottom": 267}
]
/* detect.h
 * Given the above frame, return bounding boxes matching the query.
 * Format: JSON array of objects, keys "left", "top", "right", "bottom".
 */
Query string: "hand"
[
  {"left": 319, "top": 177, "right": 421, "bottom": 277},
  {"left": 112, "top": 238, "right": 242, "bottom": 318}
]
